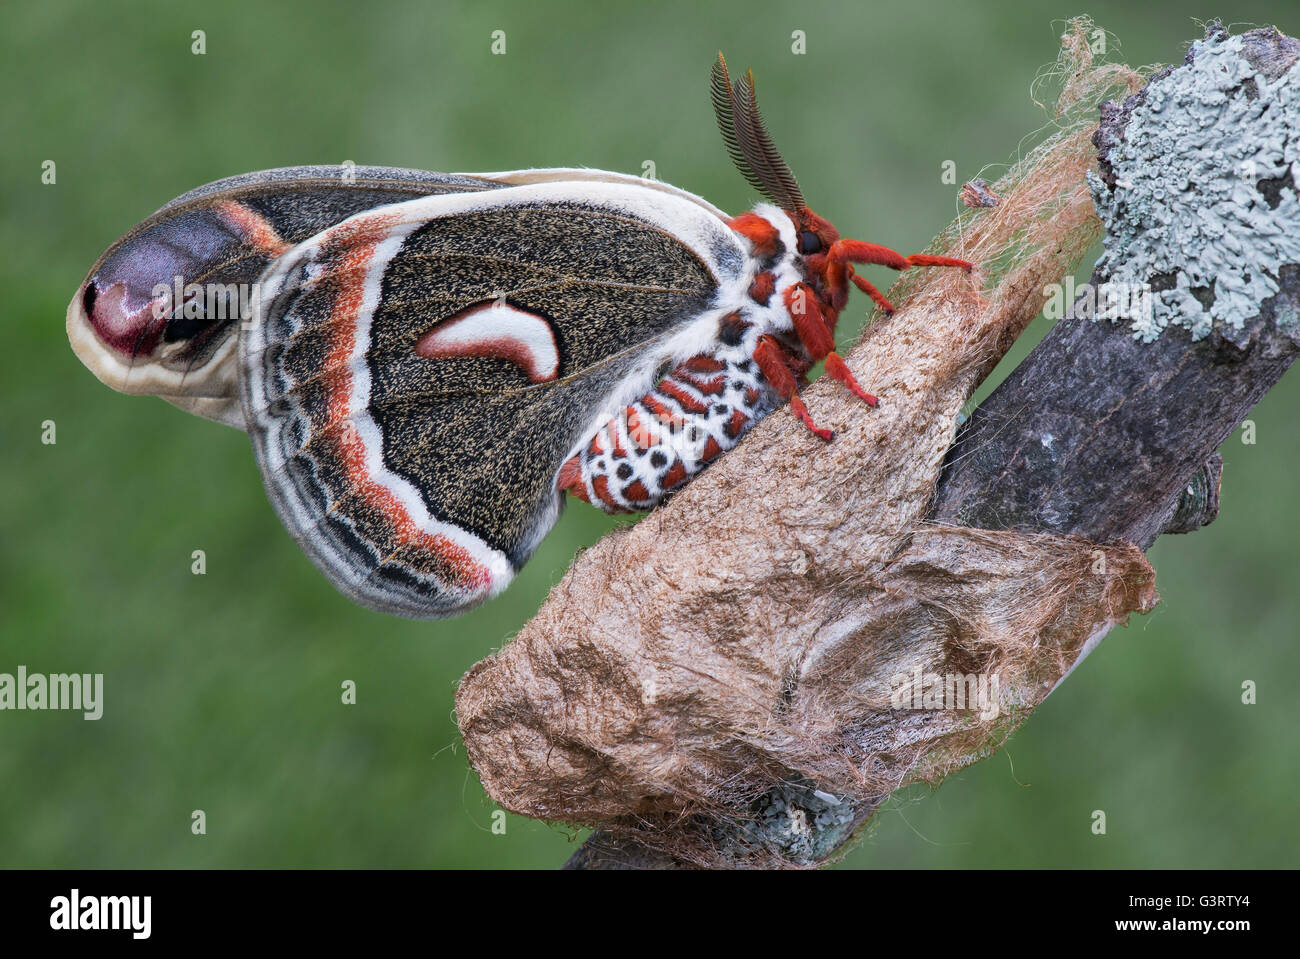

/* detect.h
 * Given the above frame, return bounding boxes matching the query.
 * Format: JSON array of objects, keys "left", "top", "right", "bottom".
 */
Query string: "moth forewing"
[
  {"left": 66, "top": 166, "right": 507, "bottom": 429},
  {"left": 237, "top": 178, "right": 752, "bottom": 618}
]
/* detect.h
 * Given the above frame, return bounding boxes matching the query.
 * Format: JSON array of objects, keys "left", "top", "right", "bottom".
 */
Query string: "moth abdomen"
[{"left": 558, "top": 348, "right": 776, "bottom": 513}]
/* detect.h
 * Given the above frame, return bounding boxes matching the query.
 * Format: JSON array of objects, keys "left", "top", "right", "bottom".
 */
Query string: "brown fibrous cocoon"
[{"left": 456, "top": 20, "right": 1151, "bottom": 865}]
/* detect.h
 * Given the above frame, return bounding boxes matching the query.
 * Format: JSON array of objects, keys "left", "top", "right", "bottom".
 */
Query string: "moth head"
[
  {"left": 710, "top": 56, "right": 843, "bottom": 280},
  {"left": 68, "top": 205, "right": 254, "bottom": 428}
]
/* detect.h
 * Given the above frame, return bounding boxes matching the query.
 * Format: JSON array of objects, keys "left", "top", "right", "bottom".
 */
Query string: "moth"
[{"left": 68, "top": 55, "right": 971, "bottom": 619}]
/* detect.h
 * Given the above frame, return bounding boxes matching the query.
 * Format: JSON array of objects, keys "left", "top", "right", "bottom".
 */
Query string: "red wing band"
[{"left": 242, "top": 209, "right": 515, "bottom": 618}]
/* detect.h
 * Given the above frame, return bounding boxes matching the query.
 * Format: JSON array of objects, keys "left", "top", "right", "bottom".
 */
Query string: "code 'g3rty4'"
[{"left": 67, "top": 54, "right": 972, "bottom": 619}]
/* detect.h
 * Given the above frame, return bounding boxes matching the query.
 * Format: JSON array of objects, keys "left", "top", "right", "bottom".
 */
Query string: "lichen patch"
[{"left": 1089, "top": 30, "right": 1300, "bottom": 342}]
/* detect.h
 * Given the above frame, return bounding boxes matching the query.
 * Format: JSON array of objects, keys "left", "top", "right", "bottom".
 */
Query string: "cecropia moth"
[{"left": 67, "top": 54, "right": 971, "bottom": 618}]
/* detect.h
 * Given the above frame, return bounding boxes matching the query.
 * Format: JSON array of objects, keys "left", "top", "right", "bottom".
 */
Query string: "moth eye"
[{"left": 798, "top": 231, "right": 822, "bottom": 255}]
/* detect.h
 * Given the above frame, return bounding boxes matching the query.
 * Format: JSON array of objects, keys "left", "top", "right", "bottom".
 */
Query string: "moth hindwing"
[{"left": 241, "top": 179, "right": 752, "bottom": 617}]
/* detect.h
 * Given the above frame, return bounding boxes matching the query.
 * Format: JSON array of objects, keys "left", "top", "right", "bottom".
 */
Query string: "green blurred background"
[{"left": 2, "top": 0, "right": 1296, "bottom": 869}]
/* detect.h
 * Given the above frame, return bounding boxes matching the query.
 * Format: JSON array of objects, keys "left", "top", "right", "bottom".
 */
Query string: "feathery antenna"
[{"left": 710, "top": 53, "right": 806, "bottom": 213}]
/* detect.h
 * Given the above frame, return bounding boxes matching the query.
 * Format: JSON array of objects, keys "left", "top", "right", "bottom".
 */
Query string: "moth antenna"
[
  {"left": 711, "top": 53, "right": 773, "bottom": 205},
  {"left": 731, "top": 68, "right": 806, "bottom": 214}
]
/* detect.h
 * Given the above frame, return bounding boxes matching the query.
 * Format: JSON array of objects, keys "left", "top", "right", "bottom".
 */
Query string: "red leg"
[
  {"left": 825, "top": 352, "right": 878, "bottom": 407},
  {"left": 833, "top": 239, "right": 972, "bottom": 273},
  {"left": 849, "top": 270, "right": 896, "bottom": 315},
  {"left": 833, "top": 239, "right": 910, "bottom": 270},
  {"left": 906, "top": 253, "right": 973, "bottom": 270},
  {"left": 827, "top": 239, "right": 972, "bottom": 318},
  {"left": 820, "top": 255, "right": 851, "bottom": 312},
  {"left": 754, "top": 335, "right": 832, "bottom": 441},
  {"left": 784, "top": 283, "right": 833, "bottom": 361}
]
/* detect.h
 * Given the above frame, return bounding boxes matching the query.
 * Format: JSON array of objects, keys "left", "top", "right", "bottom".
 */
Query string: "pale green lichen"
[
  {"left": 1088, "top": 31, "right": 1300, "bottom": 342},
  {"left": 732, "top": 783, "right": 857, "bottom": 865}
]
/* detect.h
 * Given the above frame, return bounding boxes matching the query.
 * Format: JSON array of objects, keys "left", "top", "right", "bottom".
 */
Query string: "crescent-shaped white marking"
[{"left": 415, "top": 302, "right": 560, "bottom": 382}]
